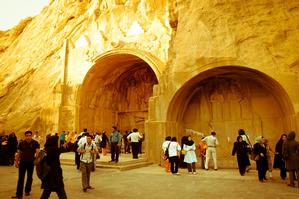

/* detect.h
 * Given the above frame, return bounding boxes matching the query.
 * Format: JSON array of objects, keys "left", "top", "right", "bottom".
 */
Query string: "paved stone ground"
[{"left": 0, "top": 162, "right": 298, "bottom": 199}]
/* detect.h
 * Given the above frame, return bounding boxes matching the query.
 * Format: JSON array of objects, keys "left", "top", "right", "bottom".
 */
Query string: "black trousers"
[
  {"left": 16, "top": 161, "right": 34, "bottom": 197},
  {"left": 256, "top": 158, "right": 268, "bottom": 181},
  {"left": 187, "top": 162, "right": 196, "bottom": 173},
  {"left": 169, "top": 156, "right": 179, "bottom": 174},
  {"left": 237, "top": 156, "right": 246, "bottom": 175},
  {"left": 280, "top": 160, "right": 287, "bottom": 179},
  {"left": 131, "top": 142, "right": 139, "bottom": 159},
  {"left": 110, "top": 143, "right": 119, "bottom": 162},
  {"left": 40, "top": 188, "right": 67, "bottom": 199},
  {"left": 75, "top": 152, "right": 80, "bottom": 169},
  {"left": 124, "top": 142, "right": 130, "bottom": 153}
]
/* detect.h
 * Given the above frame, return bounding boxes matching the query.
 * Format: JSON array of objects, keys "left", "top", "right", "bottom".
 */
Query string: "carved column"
[{"left": 58, "top": 39, "right": 76, "bottom": 132}]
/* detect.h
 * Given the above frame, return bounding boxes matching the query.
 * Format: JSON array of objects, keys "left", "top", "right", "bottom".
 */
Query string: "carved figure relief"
[
  {"left": 183, "top": 76, "right": 284, "bottom": 138},
  {"left": 84, "top": 64, "right": 157, "bottom": 131},
  {"left": 210, "top": 88, "right": 224, "bottom": 121}
]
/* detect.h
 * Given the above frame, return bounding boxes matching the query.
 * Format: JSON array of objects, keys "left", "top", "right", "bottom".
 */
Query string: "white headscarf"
[{"left": 255, "top": 136, "right": 263, "bottom": 144}]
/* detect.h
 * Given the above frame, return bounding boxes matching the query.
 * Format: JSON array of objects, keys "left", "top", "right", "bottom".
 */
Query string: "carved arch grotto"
[
  {"left": 166, "top": 65, "right": 295, "bottom": 167},
  {"left": 77, "top": 49, "right": 162, "bottom": 135}
]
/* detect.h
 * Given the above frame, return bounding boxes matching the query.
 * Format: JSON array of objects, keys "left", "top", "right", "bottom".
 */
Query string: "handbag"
[
  {"left": 254, "top": 154, "right": 260, "bottom": 161},
  {"left": 163, "top": 142, "right": 171, "bottom": 160},
  {"left": 181, "top": 149, "right": 187, "bottom": 155},
  {"left": 245, "top": 134, "right": 256, "bottom": 160}
]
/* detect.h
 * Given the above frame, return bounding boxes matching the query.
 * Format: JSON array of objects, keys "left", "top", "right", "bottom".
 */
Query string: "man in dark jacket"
[
  {"left": 40, "top": 135, "right": 69, "bottom": 199},
  {"left": 282, "top": 131, "right": 299, "bottom": 187},
  {"left": 12, "top": 131, "right": 40, "bottom": 199}
]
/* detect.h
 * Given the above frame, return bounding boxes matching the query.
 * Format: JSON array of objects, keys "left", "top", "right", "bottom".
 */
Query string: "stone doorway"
[
  {"left": 167, "top": 67, "right": 294, "bottom": 167},
  {"left": 78, "top": 53, "right": 158, "bottom": 153}
]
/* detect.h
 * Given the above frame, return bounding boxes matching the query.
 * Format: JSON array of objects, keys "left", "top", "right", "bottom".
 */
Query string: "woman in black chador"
[
  {"left": 253, "top": 136, "right": 268, "bottom": 182},
  {"left": 273, "top": 134, "right": 287, "bottom": 180},
  {"left": 40, "top": 135, "right": 69, "bottom": 199},
  {"left": 8, "top": 132, "right": 18, "bottom": 165},
  {"left": 179, "top": 136, "right": 188, "bottom": 168},
  {"left": 232, "top": 135, "right": 249, "bottom": 176},
  {"left": 0, "top": 135, "right": 10, "bottom": 165}
]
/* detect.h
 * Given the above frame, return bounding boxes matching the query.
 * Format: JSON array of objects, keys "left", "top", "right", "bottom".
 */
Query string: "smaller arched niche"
[
  {"left": 167, "top": 66, "right": 294, "bottom": 168},
  {"left": 79, "top": 53, "right": 159, "bottom": 135}
]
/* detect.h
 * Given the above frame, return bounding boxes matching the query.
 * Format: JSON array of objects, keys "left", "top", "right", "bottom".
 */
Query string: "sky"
[{"left": 0, "top": 0, "right": 50, "bottom": 30}]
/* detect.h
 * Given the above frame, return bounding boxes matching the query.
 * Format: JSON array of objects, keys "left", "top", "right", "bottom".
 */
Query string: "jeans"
[
  {"left": 16, "top": 161, "right": 34, "bottom": 197},
  {"left": 110, "top": 143, "right": 119, "bottom": 162},
  {"left": 169, "top": 156, "right": 179, "bottom": 173}
]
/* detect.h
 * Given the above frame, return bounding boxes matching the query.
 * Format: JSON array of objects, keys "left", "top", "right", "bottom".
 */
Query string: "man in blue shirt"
[
  {"left": 109, "top": 126, "right": 122, "bottom": 163},
  {"left": 59, "top": 131, "right": 65, "bottom": 147}
]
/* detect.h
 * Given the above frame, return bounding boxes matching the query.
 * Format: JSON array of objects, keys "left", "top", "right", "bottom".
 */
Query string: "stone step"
[
  {"left": 60, "top": 158, "right": 153, "bottom": 171},
  {"left": 98, "top": 161, "right": 153, "bottom": 171}
]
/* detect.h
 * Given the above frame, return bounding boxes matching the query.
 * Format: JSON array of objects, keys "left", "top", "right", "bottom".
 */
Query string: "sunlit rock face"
[
  {"left": 0, "top": 0, "right": 170, "bottom": 136},
  {"left": 0, "top": 0, "right": 299, "bottom": 167}
]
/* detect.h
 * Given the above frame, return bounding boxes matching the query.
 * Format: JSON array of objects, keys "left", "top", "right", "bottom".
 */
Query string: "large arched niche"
[
  {"left": 78, "top": 51, "right": 160, "bottom": 135},
  {"left": 167, "top": 66, "right": 295, "bottom": 168}
]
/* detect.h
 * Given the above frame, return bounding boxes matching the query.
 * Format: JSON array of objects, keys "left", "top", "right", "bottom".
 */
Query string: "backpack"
[
  {"left": 34, "top": 149, "right": 50, "bottom": 180},
  {"left": 80, "top": 143, "right": 96, "bottom": 171}
]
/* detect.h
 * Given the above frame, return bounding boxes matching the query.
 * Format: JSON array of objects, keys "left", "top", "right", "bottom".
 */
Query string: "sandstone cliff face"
[
  {"left": 0, "top": 0, "right": 171, "bottom": 136},
  {"left": 168, "top": 0, "right": 299, "bottom": 71},
  {"left": 0, "top": 0, "right": 89, "bottom": 134}
]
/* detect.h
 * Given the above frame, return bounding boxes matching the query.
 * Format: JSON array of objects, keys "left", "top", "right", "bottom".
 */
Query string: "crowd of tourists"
[
  {"left": 162, "top": 129, "right": 299, "bottom": 188},
  {"left": 1, "top": 127, "right": 299, "bottom": 198},
  {"left": 0, "top": 126, "right": 144, "bottom": 198}
]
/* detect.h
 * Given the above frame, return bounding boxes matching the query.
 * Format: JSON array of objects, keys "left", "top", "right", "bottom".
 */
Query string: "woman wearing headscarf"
[
  {"left": 40, "top": 135, "right": 70, "bottom": 199},
  {"left": 179, "top": 136, "right": 188, "bottom": 168},
  {"left": 273, "top": 134, "right": 287, "bottom": 180},
  {"left": 238, "top": 129, "right": 251, "bottom": 171},
  {"left": 8, "top": 132, "right": 18, "bottom": 166},
  {"left": 253, "top": 136, "right": 268, "bottom": 182},
  {"left": 183, "top": 135, "right": 197, "bottom": 174},
  {"left": 282, "top": 131, "right": 299, "bottom": 187},
  {"left": 232, "top": 135, "right": 249, "bottom": 176}
]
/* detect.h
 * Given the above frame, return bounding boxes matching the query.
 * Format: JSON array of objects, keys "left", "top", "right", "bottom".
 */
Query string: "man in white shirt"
[
  {"left": 33, "top": 131, "right": 42, "bottom": 145},
  {"left": 127, "top": 128, "right": 143, "bottom": 159},
  {"left": 77, "top": 134, "right": 98, "bottom": 192},
  {"left": 168, "top": 137, "right": 181, "bottom": 174},
  {"left": 202, "top": 131, "right": 219, "bottom": 170}
]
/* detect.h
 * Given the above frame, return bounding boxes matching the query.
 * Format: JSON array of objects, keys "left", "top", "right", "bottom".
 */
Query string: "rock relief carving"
[
  {"left": 210, "top": 88, "right": 224, "bottom": 121},
  {"left": 226, "top": 81, "right": 242, "bottom": 120}
]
